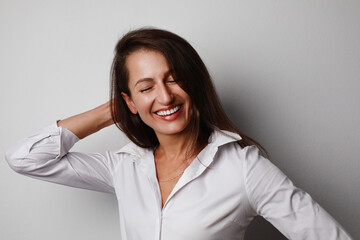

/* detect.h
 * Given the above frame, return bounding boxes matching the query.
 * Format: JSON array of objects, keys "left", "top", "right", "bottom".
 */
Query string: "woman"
[{"left": 5, "top": 28, "right": 352, "bottom": 239}]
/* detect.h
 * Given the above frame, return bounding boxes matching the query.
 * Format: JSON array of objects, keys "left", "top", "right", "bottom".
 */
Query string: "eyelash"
[
  {"left": 139, "top": 79, "right": 176, "bottom": 93},
  {"left": 140, "top": 87, "right": 152, "bottom": 93}
]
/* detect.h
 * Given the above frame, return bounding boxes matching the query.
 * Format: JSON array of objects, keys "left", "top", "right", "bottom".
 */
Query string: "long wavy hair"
[{"left": 110, "top": 28, "right": 266, "bottom": 156}]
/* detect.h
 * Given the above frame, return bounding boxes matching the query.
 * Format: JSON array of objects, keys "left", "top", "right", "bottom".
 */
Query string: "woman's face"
[{"left": 121, "top": 49, "right": 192, "bottom": 139}]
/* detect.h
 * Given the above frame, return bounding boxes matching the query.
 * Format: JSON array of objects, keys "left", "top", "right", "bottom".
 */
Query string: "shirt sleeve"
[
  {"left": 242, "top": 145, "right": 352, "bottom": 240},
  {"left": 5, "top": 122, "right": 115, "bottom": 194}
]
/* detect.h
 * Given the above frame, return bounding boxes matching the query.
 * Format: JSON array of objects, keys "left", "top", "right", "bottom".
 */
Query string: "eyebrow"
[{"left": 134, "top": 70, "right": 173, "bottom": 87}]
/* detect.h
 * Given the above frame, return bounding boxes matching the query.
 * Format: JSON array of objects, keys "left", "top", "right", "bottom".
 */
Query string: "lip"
[
  {"left": 154, "top": 104, "right": 183, "bottom": 121},
  {"left": 155, "top": 104, "right": 181, "bottom": 113}
]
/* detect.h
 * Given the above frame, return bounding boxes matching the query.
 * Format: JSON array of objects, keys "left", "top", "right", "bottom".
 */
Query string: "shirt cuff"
[{"left": 6, "top": 122, "right": 80, "bottom": 161}]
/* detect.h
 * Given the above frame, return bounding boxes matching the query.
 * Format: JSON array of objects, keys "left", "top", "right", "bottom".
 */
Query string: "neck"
[{"left": 155, "top": 130, "right": 191, "bottom": 163}]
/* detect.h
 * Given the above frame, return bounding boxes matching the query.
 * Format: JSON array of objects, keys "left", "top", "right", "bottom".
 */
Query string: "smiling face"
[{"left": 121, "top": 49, "right": 192, "bottom": 139}]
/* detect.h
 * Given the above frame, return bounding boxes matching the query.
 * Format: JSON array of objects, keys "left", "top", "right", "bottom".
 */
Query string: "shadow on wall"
[
  {"left": 245, "top": 216, "right": 287, "bottom": 240},
  {"left": 220, "top": 84, "right": 287, "bottom": 239}
]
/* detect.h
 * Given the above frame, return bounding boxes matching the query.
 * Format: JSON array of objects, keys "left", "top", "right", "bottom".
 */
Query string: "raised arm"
[
  {"left": 5, "top": 101, "right": 118, "bottom": 194},
  {"left": 58, "top": 100, "right": 114, "bottom": 139}
]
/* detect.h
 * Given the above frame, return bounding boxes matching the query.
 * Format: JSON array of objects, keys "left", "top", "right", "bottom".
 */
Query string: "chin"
[{"left": 154, "top": 123, "right": 190, "bottom": 137}]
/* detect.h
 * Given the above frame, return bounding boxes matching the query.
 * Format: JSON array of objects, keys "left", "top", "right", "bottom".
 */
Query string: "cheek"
[{"left": 133, "top": 96, "right": 153, "bottom": 115}]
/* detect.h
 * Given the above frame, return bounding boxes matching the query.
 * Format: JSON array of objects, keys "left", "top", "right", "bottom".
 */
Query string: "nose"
[{"left": 157, "top": 83, "right": 174, "bottom": 105}]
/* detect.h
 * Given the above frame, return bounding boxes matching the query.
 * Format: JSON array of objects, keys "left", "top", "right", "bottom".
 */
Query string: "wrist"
[{"left": 93, "top": 101, "right": 114, "bottom": 131}]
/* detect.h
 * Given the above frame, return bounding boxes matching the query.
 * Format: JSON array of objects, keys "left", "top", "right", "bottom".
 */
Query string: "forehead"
[{"left": 126, "top": 49, "right": 170, "bottom": 82}]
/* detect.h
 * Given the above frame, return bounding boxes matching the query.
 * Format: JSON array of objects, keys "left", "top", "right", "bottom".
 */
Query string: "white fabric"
[{"left": 5, "top": 123, "right": 352, "bottom": 240}]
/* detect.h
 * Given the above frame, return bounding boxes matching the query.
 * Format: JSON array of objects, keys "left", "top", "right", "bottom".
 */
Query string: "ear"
[{"left": 121, "top": 92, "right": 138, "bottom": 114}]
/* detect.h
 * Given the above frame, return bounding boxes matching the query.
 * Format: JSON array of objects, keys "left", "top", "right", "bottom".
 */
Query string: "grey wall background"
[{"left": 1, "top": 0, "right": 359, "bottom": 239}]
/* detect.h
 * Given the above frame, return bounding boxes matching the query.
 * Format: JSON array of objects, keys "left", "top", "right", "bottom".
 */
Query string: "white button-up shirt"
[{"left": 5, "top": 123, "right": 352, "bottom": 240}]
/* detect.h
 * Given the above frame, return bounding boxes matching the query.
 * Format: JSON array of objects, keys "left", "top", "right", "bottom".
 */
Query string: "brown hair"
[{"left": 110, "top": 28, "right": 266, "bottom": 155}]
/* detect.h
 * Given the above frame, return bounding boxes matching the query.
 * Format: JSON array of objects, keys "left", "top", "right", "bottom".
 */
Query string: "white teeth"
[{"left": 156, "top": 105, "right": 181, "bottom": 116}]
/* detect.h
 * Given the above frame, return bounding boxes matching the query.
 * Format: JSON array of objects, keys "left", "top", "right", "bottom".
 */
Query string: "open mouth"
[{"left": 155, "top": 105, "right": 182, "bottom": 116}]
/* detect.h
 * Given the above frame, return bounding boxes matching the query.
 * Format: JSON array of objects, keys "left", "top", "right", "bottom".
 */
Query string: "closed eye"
[
  {"left": 166, "top": 77, "right": 176, "bottom": 84},
  {"left": 140, "top": 87, "right": 152, "bottom": 93}
]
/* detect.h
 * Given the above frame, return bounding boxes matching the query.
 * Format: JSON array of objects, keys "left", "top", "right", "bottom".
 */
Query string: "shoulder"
[{"left": 210, "top": 129, "right": 270, "bottom": 176}]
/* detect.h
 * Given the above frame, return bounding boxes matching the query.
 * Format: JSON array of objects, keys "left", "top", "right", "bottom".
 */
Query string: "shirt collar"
[
  {"left": 208, "top": 128, "right": 242, "bottom": 148},
  {"left": 114, "top": 129, "right": 242, "bottom": 161}
]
